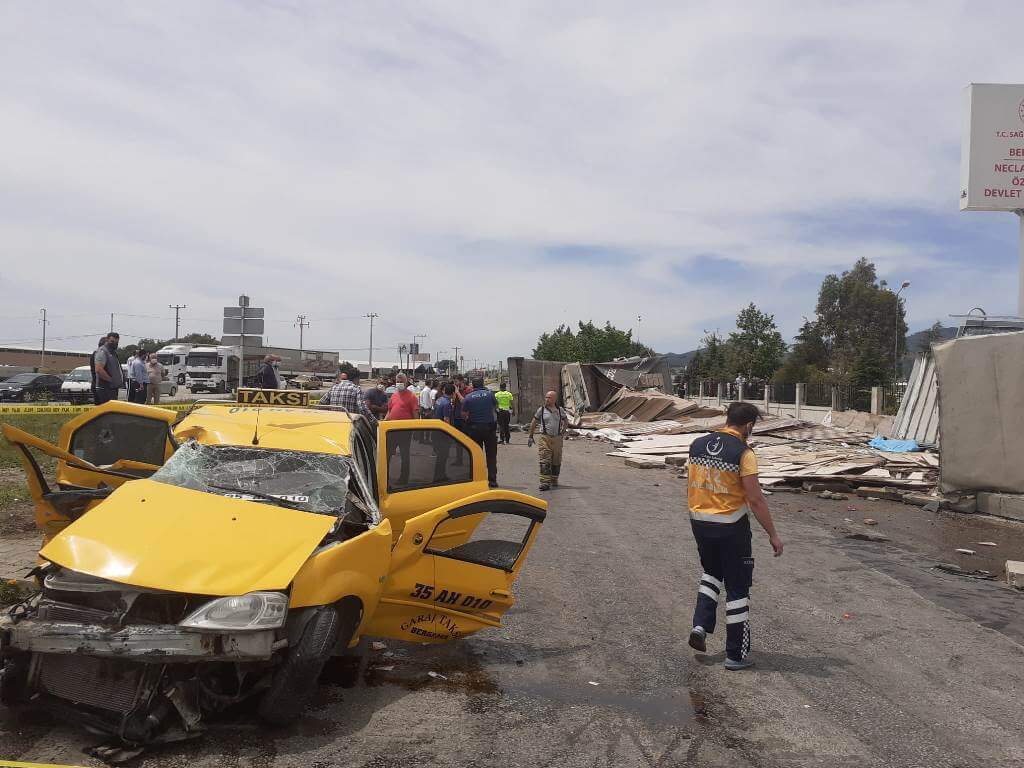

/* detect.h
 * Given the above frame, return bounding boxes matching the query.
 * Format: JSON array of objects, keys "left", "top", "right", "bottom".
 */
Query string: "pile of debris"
[{"left": 572, "top": 402, "right": 942, "bottom": 501}]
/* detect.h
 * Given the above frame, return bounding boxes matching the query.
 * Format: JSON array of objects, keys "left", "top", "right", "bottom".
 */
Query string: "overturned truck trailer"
[{"left": 507, "top": 356, "right": 672, "bottom": 423}]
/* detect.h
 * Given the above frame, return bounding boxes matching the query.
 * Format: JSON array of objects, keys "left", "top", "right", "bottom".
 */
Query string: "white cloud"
[{"left": 0, "top": 1, "right": 1022, "bottom": 360}]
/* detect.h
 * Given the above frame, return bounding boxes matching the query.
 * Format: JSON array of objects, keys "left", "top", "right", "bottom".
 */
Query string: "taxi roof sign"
[{"left": 236, "top": 388, "right": 311, "bottom": 407}]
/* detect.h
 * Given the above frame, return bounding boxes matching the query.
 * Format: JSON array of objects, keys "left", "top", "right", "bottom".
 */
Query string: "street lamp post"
[{"left": 894, "top": 281, "right": 910, "bottom": 383}]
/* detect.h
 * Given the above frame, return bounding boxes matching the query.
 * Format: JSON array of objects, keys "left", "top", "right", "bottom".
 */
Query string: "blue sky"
[{"left": 1, "top": 2, "right": 1023, "bottom": 363}]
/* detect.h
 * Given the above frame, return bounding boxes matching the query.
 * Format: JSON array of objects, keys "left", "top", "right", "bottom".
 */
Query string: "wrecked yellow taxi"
[{"left": 0, "top": 398, "right": 545, "bottom": 745}]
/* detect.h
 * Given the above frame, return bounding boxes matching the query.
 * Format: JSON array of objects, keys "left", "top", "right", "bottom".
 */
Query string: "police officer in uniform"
[{"left": 686, "top": 401, "right": 783, "bottom": 670}]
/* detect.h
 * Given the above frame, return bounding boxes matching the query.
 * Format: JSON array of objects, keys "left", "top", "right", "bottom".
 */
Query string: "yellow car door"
[
  {"left": 1, "top": 401, "right": 177, "bottom": 543},
  {"left": 375, "top": 419, "right": 489, "bottom": 541},
  {"left": 363, "top": 489, "right": 546, "bottom": 643}
]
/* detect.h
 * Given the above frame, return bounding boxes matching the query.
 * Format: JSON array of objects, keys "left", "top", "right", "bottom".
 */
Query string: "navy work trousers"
[{"left": 691, "top": 517, "right": 754, "bottom": 662}]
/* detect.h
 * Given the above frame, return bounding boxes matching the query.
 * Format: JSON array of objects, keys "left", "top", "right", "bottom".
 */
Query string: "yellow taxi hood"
[{"left": 40, "top": 480, "right": 335, "bottom": 596}]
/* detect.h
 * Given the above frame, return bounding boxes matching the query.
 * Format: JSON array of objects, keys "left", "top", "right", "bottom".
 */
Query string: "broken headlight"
[{"left": 179, "top": 591, "right": 288, "bottom": 631}]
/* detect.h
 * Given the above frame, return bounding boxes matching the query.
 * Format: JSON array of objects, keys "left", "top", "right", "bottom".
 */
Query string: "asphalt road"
[{"left": 2, "top": 435, "right": 1023, "bottom": 767}]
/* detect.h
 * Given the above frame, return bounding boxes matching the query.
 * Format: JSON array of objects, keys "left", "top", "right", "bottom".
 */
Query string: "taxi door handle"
[{"left": 490, "top": 589, "right": 511, "bottom": 599}]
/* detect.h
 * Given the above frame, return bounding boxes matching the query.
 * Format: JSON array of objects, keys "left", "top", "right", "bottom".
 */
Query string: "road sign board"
[
  {"left": 223, "top": 317, "right": 265, "bottom": 335},
  {"left": 961, "top": 83, "right": 1024, "bottom": 211},
  {"left": 224, "top": 307, "right": 264, "bottom": 319},
  {"left": 222, "top": 335, "right": 263, "bottom": 347}
]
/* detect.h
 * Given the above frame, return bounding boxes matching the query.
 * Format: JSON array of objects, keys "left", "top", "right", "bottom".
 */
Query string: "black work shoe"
[
  {"left": 488, "top": 481, "right": 498, "bottom": 488},
  {"left": 539, "top": 483, "right": 550, "bottom": 491},
  {"left": 687, "top": 626, "right": 707, "bottom": 653}
]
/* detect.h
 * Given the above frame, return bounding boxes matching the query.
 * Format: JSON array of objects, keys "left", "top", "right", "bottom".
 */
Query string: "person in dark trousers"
[
  {"left": 432, "top": 382, "right": 456, "bottom": 482},
  {"left": 255, "top": 355, "right": 280, "bottom": 389},
  {"left": 686, "top": 401, "right": 783, "bottom": 671},
  {"left": 460, "top": 377, "right": 499, "bottom": 487},
  {"left": 89, "top": 335, "right": 109, "bottom": 404},
  {"left": 92, "top": 333, "right": 123, "bottom": 405},
  {"left": 128, "top": 349, "right": 149, "bottom": 403},
  {"left": 494, "top": 380, "right": 514, "bottom": 444}
]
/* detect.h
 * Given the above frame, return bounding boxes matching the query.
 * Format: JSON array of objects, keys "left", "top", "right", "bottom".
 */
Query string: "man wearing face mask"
[
  {"left": 365, "top": 378, "right": 388, "bottom": 420},
  {"left": 686, "top": 401, "right": 783, "bottom": 671},
  {"left": 92, "top": 333, "right": 124, "bottom": 405},
  {"left": 385, "top": 373, "right": 420, "bottom": 487}
]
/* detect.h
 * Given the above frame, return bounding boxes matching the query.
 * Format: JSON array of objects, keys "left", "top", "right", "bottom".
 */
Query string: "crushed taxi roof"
[{"left": 173, "top": 404, "right": 357, "bottom": 456}]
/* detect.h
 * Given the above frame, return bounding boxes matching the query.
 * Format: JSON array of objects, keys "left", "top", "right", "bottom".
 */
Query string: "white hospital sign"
[{"left": 961, "top": 83, "right": 1024, "bottom": 211}]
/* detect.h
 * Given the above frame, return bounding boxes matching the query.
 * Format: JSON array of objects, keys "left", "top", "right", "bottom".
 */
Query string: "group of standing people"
[
  {"left": 320, "top": 369, "right": 568, "bottom": 492},
  {"left": 89, "top": 332, "right": 164, "bottom": 406}
]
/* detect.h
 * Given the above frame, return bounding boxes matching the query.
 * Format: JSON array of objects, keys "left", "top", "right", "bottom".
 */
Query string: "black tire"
[{"left": 258, "top": 607, "right": 342, "bottom": 726}]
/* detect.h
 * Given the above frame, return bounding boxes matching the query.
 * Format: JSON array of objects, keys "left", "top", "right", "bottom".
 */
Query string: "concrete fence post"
[
  {"left": 737, "top": 382, "right": 745, "bottom": 402},
  {"left": 764, "top": 384, "right": 771, "bottom": 415},
  {"left": 717, "top": 382, "right": 724, "bottom": 405},
  {"left": 698, "top": 380, "right": 704, "bottom": 403},
  {"left": 831, "top": 386, "right": 840, "bottom": 412},
  {"left": 795, "top": 383, "right": 805, "bottom": 418},
  {"left": 871, "top": 386, "right": 882, "bottom": 415}
]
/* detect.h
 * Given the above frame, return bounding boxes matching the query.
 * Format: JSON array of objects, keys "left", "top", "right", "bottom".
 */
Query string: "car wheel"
[
  {"left": 169, "top": 385, "right": 177, "bottom": 397},
  {"left": 258, "top": 606, "right": 345, "bottom": 727},
  {"left": 22, "top": 391, "right": 34, "bottom": 402}
]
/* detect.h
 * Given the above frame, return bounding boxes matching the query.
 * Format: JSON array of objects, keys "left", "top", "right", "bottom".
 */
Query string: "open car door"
[
  {"left": 363, "top": 489, "right": 546, "bottom": 643},
  {"left": 0, "top": 401, "right": 177, "bottom": 543},
  {"left": 375, "top": 419, "right": 490, "bottom": 541}
]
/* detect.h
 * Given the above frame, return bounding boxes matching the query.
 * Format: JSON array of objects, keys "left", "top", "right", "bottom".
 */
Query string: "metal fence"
[{"left": 770, "top": 382, "right": 797, "bottom": 404}]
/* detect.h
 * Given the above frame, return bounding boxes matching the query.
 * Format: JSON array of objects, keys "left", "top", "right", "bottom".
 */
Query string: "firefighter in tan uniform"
[{"left": 686, "top": 402, "right": 784, "bottom": 670}]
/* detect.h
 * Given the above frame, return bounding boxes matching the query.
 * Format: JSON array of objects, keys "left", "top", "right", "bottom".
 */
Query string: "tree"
[
  {"left": 532, "top": 324, "right": 577, "bottom": 361},
  {"left": 773, "top": 319, "right": 831, "bottom": 384},
  {"left": 687, "top": 331, "right": 729, "bottom": 381},
  {"left": 813, "top": 258, "right": 906, "bottom": 383},
  {"left": 338, "top": 360, "right": 360, "bottom": 379},
  {"left": 532, "top": 321, "right": 653, "bottom": 363},
  {"left": 723, "top": 304, "right": 787, "bottom": 380},
  {"left": 179, "top": 332, "right": 221, "bottom": 346}
]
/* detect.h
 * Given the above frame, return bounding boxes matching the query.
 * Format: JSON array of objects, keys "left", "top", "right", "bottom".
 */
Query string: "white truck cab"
[
  {"left": 155, "top": 343, "right": 193, "bottom": 385},
  {"left": 185, "top": 345, "right": 241, "bottom": 394}
]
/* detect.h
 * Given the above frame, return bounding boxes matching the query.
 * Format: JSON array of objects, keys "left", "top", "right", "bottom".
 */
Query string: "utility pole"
[
  {"left": 109, "top": 313, "right": 114, "bottom": 333},
  {"left": 364, "top": 313, "right": 378, "bottom": 375},
  {"left": 295, "top": 314, "right": 310, "bottom": 353},
  {"left": 452, "top": 346, "right": 460, "bottom": 374},
  {"left": 169, "top": 304, "right": 186, "bottom": 341},
  {"left": 39, "top": 308, "right": 47, "bottom": 370}
]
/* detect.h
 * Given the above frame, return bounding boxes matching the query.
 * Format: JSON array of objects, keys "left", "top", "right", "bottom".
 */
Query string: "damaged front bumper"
[{"left": 0, "top": 616, "right": 277, "bottom": 661}]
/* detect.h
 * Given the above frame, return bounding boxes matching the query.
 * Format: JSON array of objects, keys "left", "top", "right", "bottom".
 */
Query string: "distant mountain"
[
  {"left": 905, "top": 324, "right": 956, "bottom": 354},
  {"left": 660, "top": 350, "right": 699, "bottom": 369}
]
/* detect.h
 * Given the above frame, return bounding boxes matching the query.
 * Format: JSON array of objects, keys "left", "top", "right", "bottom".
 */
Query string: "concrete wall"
[
  {"left": 693, "top": 396, "right": 834, "bottom": 424},
  {"left": 0, "top": 348, "right": 91, "bottom": 374}
]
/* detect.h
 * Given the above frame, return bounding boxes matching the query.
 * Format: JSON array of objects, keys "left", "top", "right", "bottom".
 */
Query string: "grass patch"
[
  {"left": 0, "top": 482, "right": 29, "bottom": 509},
  {"left": 0, "top": 413, "right": 74, "bottom": 470}
]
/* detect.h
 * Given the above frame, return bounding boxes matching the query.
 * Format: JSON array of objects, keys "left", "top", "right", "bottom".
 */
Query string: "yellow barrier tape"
[
  {"left": 0, "top": 400, "right": 323, "bottom": 415},
  {"left": 0, "top": 761, "right": 90, "bottom": 768},
  {"left": 0, "top": 402, "right": 196, "bottom": 414}
]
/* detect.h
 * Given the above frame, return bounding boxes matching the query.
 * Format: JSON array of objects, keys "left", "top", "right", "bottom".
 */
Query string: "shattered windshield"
[{"left": 151, "top": 440, "right": 353, "bottom": 515}]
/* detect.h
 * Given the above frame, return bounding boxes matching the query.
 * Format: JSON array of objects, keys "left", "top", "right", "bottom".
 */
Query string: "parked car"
[
  {"left": 290, "top": 373, "right": 323, "bottom": 390},
  {"left": 60, "top": 366, "right": 94, "bottom": 404},
  {"left": 0, "top": 373, "right": 64, "bottom": 402},
  {"left": 0, "top": 400, "right": 546, "bottom": 746}
]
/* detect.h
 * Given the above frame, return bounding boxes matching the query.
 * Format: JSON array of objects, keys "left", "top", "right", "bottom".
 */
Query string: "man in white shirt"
[{"left": 419, "top": 378, "right": 437, "bottom": 417}]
